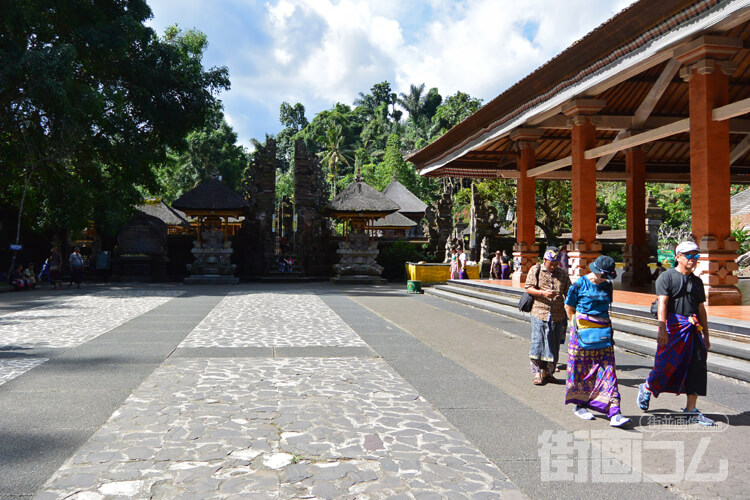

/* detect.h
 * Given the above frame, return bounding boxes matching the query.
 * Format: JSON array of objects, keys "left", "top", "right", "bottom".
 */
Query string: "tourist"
[
  {"left": 490, "top": 251, "right": 502, "bottom": 279},
  {"left": 524, "top": 247, "right": 570, "bottom": 386},
  {"left": 652, "top": 260, "right": 666, "bottom": 281},
  {"left": 449, "top": 246, "right": 459, "bottom": 279},
  {"left": 637, "top": 241, "right": 713, "bottom": 425},
  {"left": 10, "top": 265, "right": 30, "bottom": 290},
  {"left": 457, "top": 247, "right": 468, "bottom": 279},
  {"left": 501, "top": 249, "right": 511, "bottom": 279},
  {"left": 559, "top": 246, "right": 569, "bottom": 272},
  {"left": 68, "top": 246, "right": 84, "bottom": 289},
  {"left": 23, "top": 263, "right": 37, "bottom": 289},
  {"left": 48, "top": 247, "right": 62, "bottom": 290},
  {"left": 564, "top": 255, "right": 631, "bottom": 427}
]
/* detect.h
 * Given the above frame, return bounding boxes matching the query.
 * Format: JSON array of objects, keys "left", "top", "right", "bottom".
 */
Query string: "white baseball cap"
[{"left": 675, "top": 241, "right": 699, "bottom": 254}]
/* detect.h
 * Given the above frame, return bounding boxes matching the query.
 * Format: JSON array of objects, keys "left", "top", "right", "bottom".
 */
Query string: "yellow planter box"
[{"left": 405, "top": 262, "right": 480, "bottom": 284}]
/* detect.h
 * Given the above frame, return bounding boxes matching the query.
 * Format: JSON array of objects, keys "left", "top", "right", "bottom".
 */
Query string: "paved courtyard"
[{"left": 1, "top": 283, "right": 748, "bottom": 499}]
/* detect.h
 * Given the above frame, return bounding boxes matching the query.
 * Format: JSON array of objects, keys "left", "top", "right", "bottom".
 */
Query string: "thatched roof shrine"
[
  {"left": 372, "top": 211, "right": 417, "bottom": 229},
  {"left": 382, "top": 178, "right": 427, "bottom": 217},
  {"left": 172, "top": 178, "right": 249, "bottom": 215},
  {"left": 326, "top": 180, "right": 400, "bottom": 219},
  {"left": 138, "top": 200, "right": 190, "bottom": 228}
]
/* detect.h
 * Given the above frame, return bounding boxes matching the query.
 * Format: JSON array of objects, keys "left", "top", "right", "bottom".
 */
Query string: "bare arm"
[
  {"left": 698, "top": 303, "right": 710, "bottom": 352},
  {"left": 657, "top": 295, "right": 668, "bottom": 346},
  {"left": 565, "top": 304, "right": 576, "bottom": 322}
]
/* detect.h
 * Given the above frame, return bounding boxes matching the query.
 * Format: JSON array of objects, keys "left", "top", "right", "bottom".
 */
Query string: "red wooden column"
[
  {"left": 510, "top": 128, "right": 543, "bottom": 286},
  {"left": 563, "top": 100, "right": 605, "bottom": 280},
  {"left": 622, "top": 146, "right": 651, "bottom": 286},
  {"left": 677, "top": 36, "right": 742, "bottom": 305}
]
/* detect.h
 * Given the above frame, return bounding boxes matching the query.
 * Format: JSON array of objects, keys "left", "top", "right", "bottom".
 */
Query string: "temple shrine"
[{"left": 407, "top": 0, "right": 750, "bottom": 305}]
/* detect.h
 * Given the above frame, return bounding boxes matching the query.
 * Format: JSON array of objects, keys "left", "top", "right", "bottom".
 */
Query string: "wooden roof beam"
[
  {"left": 713, "top": 96, "right": 750, "bottom": 121},
  {"left": 585, "top": 119, "right": 689, "bottom": 160},
  {"left": 527, "top": 156, "right": 572, "bottom": 177},
  {"left": 597, "top": 58, "right": 681, "bottom": 171},
  {"left": 730, "top": 135, "right": 750, "bottom": 165}
]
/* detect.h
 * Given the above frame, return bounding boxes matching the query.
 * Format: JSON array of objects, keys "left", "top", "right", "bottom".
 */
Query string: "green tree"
[
  {"left": 276, "top": 102, "right": 308, "bottom": 172},
  {"left": 430, "top": 91, "right": 483, "bottom": 139},
  {"left": 317, "top": 124, "right": 353, "bottom": 197},
  {"left": 151, "top": 111, "right": 249, "bottom": 202},
  {"left": 0, "top": 3, "right": 230, "bottom": 247}
]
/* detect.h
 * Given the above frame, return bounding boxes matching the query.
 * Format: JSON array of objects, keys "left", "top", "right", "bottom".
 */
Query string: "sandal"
[
  {"left": 533, "top": 374, "right": 544, "bottom": 385},
  {"left": 544, "top": 373, "right": 558, "bottom": 384}
]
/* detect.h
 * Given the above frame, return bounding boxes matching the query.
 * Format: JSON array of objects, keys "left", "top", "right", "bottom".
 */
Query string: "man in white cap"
[{"left": 637, "top": 241, "right": 713, "bottom": 425}]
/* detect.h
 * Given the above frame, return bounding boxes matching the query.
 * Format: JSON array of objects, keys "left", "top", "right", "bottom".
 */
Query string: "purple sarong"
[
  {"left": 646, "top": 313, "right": 704, "bottom": 397},
  {"left": 565, "top": 313, "right": 621, "bottom": 417}
]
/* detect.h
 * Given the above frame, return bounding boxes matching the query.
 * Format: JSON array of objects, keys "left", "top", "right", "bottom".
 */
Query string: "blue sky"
[{"left": 146, "top": 0, "right": 635, "bottom": 150}]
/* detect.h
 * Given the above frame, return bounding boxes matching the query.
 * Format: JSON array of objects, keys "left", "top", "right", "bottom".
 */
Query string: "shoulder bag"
[{"left": 518, "top": 264, "right": 541, "bottom": 313}]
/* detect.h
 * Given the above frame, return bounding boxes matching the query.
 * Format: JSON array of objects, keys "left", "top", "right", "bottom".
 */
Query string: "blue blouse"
[{"left": 565, "top": 275, "right": 613, "bottom": 318}]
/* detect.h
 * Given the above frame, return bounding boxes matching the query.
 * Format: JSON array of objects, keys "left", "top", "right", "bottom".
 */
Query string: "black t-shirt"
[{"left": 655, "top": 268, "right": 706, "bottom": 317}]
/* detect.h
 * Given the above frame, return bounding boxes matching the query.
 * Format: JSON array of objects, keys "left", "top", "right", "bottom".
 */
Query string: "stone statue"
[
  {"left": 444, "top": 235, "right": 453, "bottom": 263},
  {"left": 202, "top": 222, "right": 224, "bottom": 249},
  {"left": 480, "top": 236, "right": 490, "bottom": 263}
]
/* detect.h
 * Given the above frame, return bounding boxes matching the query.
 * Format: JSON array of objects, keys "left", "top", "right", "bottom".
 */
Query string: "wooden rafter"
[
  {"left": 585, "top": 119, "right": 689, "bottom": 160},
  {"left": 713, "top": 96, "right": 750, "bottom": 121},
  {"left": 730, "top": 135, "right": 750, "bottom": 165},
  {"left": 527, "top": 156, "right": 572, "bottom": 177},
  {"left": 597, "top": 58, "right": 681, "bottom": 171}
]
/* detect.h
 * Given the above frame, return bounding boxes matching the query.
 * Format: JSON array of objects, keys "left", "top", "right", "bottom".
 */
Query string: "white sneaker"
[
  {"left": 610, "top": 413, "right": 631, "bottom": 427},
  {"left": 574, "top": 405, "right": 595, "bottom": 420}
]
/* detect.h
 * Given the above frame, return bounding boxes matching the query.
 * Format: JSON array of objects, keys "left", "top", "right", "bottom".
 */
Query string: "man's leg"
[{"left": 685, "top": 394, "right": 698, "bottom": 412}]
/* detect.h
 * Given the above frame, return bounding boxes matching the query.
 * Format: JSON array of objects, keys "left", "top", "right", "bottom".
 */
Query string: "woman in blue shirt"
[{"left": 564, "top": 255, "right": 630, "bottom": 427}]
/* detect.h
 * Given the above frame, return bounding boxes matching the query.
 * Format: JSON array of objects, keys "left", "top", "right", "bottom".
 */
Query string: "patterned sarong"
[
  {"left": 646, "top": 313, "right": 704, "bottom": 397},
  {"left": 565, "top": 313, "right": 621, "bottom": 417}
]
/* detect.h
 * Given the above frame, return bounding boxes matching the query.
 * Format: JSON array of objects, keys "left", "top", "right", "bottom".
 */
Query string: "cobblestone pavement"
[
  {"left": 0, "top": 289, "right": 183, "bottom": 349},
  {"left": 0, "top": 358, "right": 47, "bottom": 387},
  {"left": 182, "top": 292, "right": 366, "bottom": 348},
  {"left": 29, "top": 289, "right": 523, "bottom": 499},
  {"left": 37, "top": 358, "right": 515, "bottom": 499}
]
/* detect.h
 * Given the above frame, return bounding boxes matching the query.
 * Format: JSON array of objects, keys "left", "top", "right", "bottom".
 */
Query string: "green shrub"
[{"left": 377, "top": 241, "right": 426, "bottom": 280}]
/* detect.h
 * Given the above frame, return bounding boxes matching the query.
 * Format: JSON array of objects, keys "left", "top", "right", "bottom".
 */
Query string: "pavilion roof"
[
  {"left": 326, "top": 180, "right": 400, "bottom": 218},
  {"left": 407, "top": 0, "right": 750, "bottom": 184},
  {"left": 382, "top": 178, "right": 427, "bottom": 215},
  {"left": 172, "top": 178, "right": 249, "bottom": 212},
  {"left": 372, "top": 211, "right": 417, "bottom": 228},
  {"left": 138, "top": 200, "right": 190, "bottom": 228}
]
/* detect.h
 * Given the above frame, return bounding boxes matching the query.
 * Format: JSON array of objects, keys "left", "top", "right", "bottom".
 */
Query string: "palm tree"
[
  {"left": 398, "top": 83, "right": 426, "bottom": 122},
  {"left": 317, "top": 124, "right": 353, "bottom": 197}
]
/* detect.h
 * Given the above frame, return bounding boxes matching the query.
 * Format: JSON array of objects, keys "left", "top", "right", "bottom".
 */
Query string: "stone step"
[
  {"left": 425, "top": 285, "right": 750, "bottom": 383},
  {"left": 443, "top": 279, "right": 750, "bottom": 339}
]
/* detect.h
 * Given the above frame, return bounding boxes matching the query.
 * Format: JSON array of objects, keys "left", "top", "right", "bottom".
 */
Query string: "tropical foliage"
[{"left": 1, "top": 1, "right": 230, "bottom": 242}]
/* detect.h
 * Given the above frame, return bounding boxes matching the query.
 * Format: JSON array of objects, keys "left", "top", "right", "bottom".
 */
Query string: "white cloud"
[{"left": 146, "top": 0, "right": 637, "bottom": 148}]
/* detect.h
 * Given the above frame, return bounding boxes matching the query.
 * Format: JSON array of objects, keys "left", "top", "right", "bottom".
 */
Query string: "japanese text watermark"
[{"left": 538, "top": 416, "right": 729, "bottom": 483}]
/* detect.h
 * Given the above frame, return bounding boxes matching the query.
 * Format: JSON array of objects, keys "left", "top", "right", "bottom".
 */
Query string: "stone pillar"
[
  {"left": 563, "top": 100, "right": 606, "bottom": 279},
  {"left": 293, "top": 140, "right": 328, "bottom": 276},
  {"left": 677, "top": 36, "right": 742, "bottom": 305},
  {"left": 622, "top": 147, "right": 651, "bottom": 286},
  {"left": 509, "top": 128, "right": 543, "bottom": 286}
]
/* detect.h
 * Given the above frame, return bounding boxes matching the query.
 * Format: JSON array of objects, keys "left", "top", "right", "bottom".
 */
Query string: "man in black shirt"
[{"left": 636, "top": 241, "right": 713, "bottom": 425}]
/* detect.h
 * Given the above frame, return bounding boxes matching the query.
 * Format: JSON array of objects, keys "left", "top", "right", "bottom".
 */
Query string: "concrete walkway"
[{"left": 0, "top": 283, "right": 747, "bottom": 499}]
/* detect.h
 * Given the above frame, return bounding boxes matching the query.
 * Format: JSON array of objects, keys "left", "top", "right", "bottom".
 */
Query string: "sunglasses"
[{"left": 681, "top": 253, "right": 700, "bottom": 261}]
